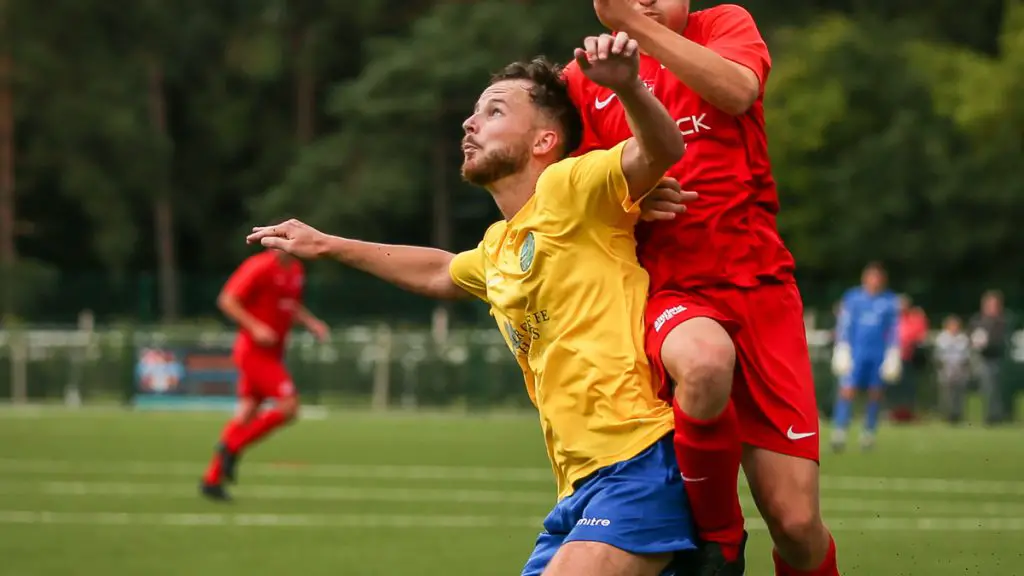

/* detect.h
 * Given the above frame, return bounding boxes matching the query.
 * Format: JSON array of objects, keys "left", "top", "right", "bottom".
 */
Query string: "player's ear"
[{"left": 532, "top": 129, "right": 559, "bottom": 157}]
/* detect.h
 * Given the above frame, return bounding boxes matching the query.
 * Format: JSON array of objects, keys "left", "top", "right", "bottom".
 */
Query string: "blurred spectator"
[
  {"left": 968, "top": 290, "right": 1010, "bottom": 425},
  {"left": 892, "top": 295, "right": 929, "bottom": 420},
  {"left": 934, "top": 315, "right": 971, "bottom": 424}
]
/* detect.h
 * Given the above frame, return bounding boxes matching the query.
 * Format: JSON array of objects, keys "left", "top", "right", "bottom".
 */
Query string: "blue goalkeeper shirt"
[{"left": 837, "top": 287, "right": 898, "bottom": 361}]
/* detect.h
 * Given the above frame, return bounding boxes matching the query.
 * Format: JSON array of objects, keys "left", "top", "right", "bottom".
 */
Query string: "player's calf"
[
  {"left": 862, "top": 387, "right": 884, "bottom": 450},
  {"left": 829, "top": 386, "right": 857, "bottom": 452},
  {"left": 218, "top": 442, "right": 241, "bottom": 484}
]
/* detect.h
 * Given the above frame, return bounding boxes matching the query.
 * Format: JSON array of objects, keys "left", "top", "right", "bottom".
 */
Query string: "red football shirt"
[
  {"left": 222, "top": 251, "right": 305, "bottom": 356},
  {"left": 564, "top": 4, "right": 795, "bottom": 291}
]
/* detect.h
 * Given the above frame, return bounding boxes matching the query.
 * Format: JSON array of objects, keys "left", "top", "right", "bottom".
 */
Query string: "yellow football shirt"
[{"left": 449, "top": 141, "right": 674, "bottom": 499}]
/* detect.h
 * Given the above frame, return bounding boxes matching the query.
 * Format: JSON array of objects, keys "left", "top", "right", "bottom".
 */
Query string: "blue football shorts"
[
  {"left": 842, "top": 355, "right": 885, "bottom": 390},
  {"left": 521, "top": 434, "right": 697, "bottom": 576}
]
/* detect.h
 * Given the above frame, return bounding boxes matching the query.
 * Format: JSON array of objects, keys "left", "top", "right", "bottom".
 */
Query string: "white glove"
[
  {"left": 880, "top": 347, "right": 902, "bottom": 384},
  {"left": 971, "top": 328, "right": 989, "bottom": 350},
  {"left": 831, "top": 342, "right": 853, "bottom": 377}
]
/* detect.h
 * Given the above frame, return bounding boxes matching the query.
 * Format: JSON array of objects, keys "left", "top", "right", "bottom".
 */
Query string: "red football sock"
[
  {"left": 225, "top": 408, "right": 289, "bottom": 453},
  {"left": 220, "top": 418, "right": 245, "bottom": 445},
  {"left": 773, "top": 534, "right": 839, "bottom": 576},
  {"left": 203, "top": 418, "right": 245, "bottom": 485},
  {"left": 672, "top": 399, "right": 745, "bottom": 560}
]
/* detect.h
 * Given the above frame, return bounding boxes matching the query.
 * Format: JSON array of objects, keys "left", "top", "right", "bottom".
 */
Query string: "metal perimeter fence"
[{"left": 0, "top": 323, "right": 1022, "bottom": 420}]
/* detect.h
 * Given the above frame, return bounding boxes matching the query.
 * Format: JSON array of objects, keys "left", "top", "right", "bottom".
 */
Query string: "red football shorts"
[
  {"left": 645, "top": 282, "right": 820, "bottom": 462},
  {"left": 234, "top": 351, "right": 296, "bottom": 401}
]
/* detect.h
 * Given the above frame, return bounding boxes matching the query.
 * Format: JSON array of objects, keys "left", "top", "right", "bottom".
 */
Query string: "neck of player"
[{"left": 487, "top": 164, "right": 545, "bottom": 221}]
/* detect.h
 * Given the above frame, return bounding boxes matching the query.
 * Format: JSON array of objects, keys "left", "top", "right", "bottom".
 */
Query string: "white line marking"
[
  {"left": 5, "top": 482, "right": 1024, "bottom": 517},
  {"left": 31, "top": 482, "right": 553, "bottom": 505},
  {"left": 2, "top": 458, "right": 1023, "bottom": 496},
  {"left": 825, "top": 517, "right": 1024, "bottom": 531},
  {"left": 0, "top": 510, "right": 1021, "bottom": 532},
  {"left": 813, "top": 497, "right": 1024, "bottom": 516},
  {"left": 819, "top": 475, "right": 1024, "bottom": 496},
  {"left": 0, "top": 459, "right": 554, "bottom": 482},
  {"left": 0, "top": 510, "right": 540, "bottom": 529}
]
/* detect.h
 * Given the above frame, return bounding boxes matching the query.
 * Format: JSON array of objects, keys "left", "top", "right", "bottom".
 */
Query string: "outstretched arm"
[
  {"left": 575, "top": 32, "right": 684, "bottom": 199},
  {"left": 596, "top": 0, "right": 764, "bottom": 116},
  {"left": 319, "top": 237, "right": 467, "bottom": 300},
  {"left": 247, "top": 220, "right": 470, "bottom": 301}
]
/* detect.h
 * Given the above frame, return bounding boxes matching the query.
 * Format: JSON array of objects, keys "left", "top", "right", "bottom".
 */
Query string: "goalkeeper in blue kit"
[{"left": 830, "top": 262, "right": 901, "bottom": 451}]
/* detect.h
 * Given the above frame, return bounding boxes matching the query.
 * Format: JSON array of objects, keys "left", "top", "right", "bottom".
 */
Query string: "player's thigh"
[
  {"left": 522, "top": 531, "right": 564, "bottom": 576},
  {"left": 543, "top": 541, "right": 671, "bottom": 576},
  {"left": 644, "top": 291, "right": 738, "bottom": 404},
  {"left": 730, "top": 283, "right": 819, "bottom": 462},
  {"left": 233, "top": 393, "right": 262, "bottom": 422},
  {"left": 852, "top": 357, "right": 883, "bottom": 388},
  {"left": 244, "top": 354, "right": 298, "bottom": 403}
]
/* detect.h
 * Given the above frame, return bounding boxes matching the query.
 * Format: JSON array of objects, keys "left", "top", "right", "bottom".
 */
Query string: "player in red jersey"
[
  {"left": 200, "top": 249, "right": 328, "bottom": 501},
  {"left": 565, "top": 1, "right": 840, "bottom": 575}
]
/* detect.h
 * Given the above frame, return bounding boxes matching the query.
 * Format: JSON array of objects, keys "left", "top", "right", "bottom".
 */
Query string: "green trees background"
[{"left": 1, "top": 0, "right": 1021, "bottom": 323}]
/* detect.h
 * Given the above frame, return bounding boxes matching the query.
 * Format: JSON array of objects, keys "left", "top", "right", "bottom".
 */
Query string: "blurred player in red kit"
[
  {"left": 200, "top": 249, "right": 328, "bottom": 501},
  {"left": 565, "top": 1, "right": 840, "bottom": 575}
]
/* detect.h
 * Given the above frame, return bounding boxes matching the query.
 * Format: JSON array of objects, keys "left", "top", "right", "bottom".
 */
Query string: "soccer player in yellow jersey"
[{"left": 248, "top": 32, "right": 696, "bottom": 576}]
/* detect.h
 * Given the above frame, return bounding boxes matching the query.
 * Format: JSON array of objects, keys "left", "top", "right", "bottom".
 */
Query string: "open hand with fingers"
[
  {"left": 246, "top": 219, "right": 330, "bottom": 260},
  {"left": 641, "top": 178, "right": 699, "bottom": 222},
  {"left": 574, "top": 32, "right": 641, "bottom": 92}
]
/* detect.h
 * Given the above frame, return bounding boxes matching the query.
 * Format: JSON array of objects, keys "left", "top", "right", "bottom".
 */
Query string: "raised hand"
[{"left": 573, "top": 32, "right": 641, "bottom": 92}]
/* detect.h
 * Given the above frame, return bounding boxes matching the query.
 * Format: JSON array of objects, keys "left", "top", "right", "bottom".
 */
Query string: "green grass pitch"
[{"left": 0, "top": 408, "right": 1021, "bottom": 575}]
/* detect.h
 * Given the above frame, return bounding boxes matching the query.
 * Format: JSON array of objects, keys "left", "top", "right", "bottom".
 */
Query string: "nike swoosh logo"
[
  {"left": 681, "top": 475, "right": 708, "bottom": 482},
  {"left": 786, "top": 426, "right": 817, "bottom": 440},
  {"left": 594, "top": 93, "right": 616, "bottom": 109}
]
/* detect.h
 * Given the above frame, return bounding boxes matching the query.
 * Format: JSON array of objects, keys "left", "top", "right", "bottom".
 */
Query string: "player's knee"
[
  {"left": 757, "top": 481, "right": 825, "bottom": 553},
  {"left": 839, "top": 386, "right": 856, "bottom": 401},
  {"left": 235, "top": 398, "right": 260, "bottom": 423},
  {"left": 868, "top": 388, "right": 884, "bottom": 402},
  {"left": 760, "top": 491, "right": 828, "bottom": 562},
  {"left": 769, "top": 506, "right": 824, "bottom": 555},
  {"left": 278, "top": 397, "right": 300, "bottom": 420},
  {"left": 663, "top": 318, "right": 735, "bottom": 419}
]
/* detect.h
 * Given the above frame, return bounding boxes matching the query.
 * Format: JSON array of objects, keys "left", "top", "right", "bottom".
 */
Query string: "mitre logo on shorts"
[
  {"left": 654, "top": 305, "right": 687, "bottom": 332},
  {"left": 575, "top": 517, "right": 611, "bottom": 527}
]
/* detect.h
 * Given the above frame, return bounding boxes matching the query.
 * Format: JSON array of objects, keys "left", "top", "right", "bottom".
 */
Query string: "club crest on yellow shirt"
[{"left": 519, "top": 232, "right": 535, "bottom": 271}]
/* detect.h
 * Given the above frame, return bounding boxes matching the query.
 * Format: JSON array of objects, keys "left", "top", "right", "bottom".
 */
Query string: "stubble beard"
[{"left": 461, "top": 144, "right": 529, "bottom": 187}]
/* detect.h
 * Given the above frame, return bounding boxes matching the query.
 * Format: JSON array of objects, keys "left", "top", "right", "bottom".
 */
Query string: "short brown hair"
[
  {"left": 490, "top": 57, "right": 583, "bottom": 158},
  {"left": 983, "top": 289, "right": 1003, "bottom": 302},
  {"left": 864, "top": 261, "right": 886, "bottom": 274}
]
